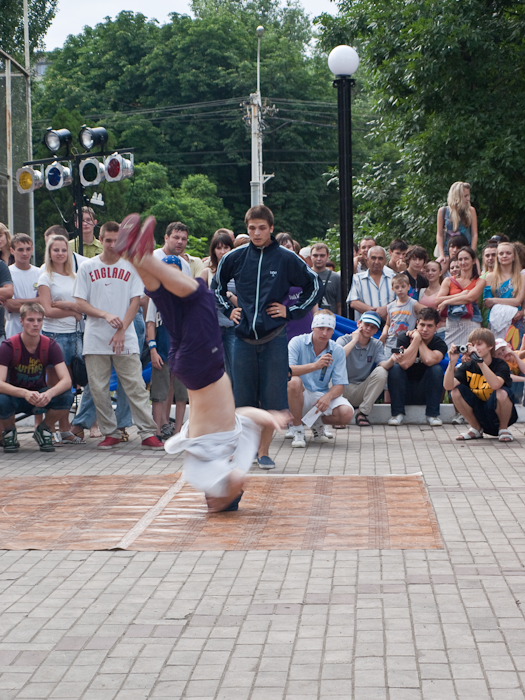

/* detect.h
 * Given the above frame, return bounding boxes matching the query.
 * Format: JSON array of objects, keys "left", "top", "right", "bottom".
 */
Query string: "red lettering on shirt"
[
  {"left": 123, "top": 272, "right": 130, "bottom": 282},
  {"left": 89, "top": 271, "right": 95, "bottom": 282},
  {"left": 112, "top": 267, "right": 119, "bottom": 278},
  {"left": 101, "top": 267, "right": 107, "bottom": 278},
  {"left": 94, "top": 269, "right": 101, "bottom": 280},
  {"left": 118, "top": 269, "right": 125, "bottom": 280}
]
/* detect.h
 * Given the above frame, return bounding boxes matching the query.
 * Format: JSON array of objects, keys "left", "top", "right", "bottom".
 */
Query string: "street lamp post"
[{"left": 328, "top": 45, "right": 359, "bottom": 319}]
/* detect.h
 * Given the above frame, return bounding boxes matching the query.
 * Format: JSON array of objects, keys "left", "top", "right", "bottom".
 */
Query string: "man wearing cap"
[
  {"left": 287, "top": 309, "right": 354, "bottom": 447},
  {"left": 336, "top": 311, "right": 395, "bottom": 426}
]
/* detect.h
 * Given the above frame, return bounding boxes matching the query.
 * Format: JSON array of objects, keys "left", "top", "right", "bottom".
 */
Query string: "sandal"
[
  {"left": 71, "top": 427, "right": 85, "bottom": 441},
  {"left": 456, "top": 427, "right": 483, "bottom": 441},
  {"left": 498, "top": 428, "right": 514, "bottom": 442},
  {"left": 119, "top": 428, "right": 129, "bottom": 443},
  {"left": 355, "top": 411, "right": 371, "bottom": 427},
  {"left": 61, "top": 431, "right": 85, "bottom": 445}
]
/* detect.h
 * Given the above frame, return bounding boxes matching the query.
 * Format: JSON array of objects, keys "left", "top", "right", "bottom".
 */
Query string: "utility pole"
[
  {"left": 248, "top": 25, "right": 273, "bottom": 207},
  {"left": 23, "top": 0, "right": 35, "bottom": 253}
]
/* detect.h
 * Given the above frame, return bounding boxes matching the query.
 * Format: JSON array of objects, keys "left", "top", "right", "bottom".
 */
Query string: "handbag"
[
  {"left": 448, "top": 278, "right": 474, "bottom": 319},
  {"left": 70, "top": 323, "right": 88, "bottom": 387}
]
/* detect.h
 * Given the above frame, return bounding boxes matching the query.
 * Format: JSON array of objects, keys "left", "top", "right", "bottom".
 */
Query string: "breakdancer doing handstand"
[{"left": 115, "top": 214, "right": 287, "bottom": 512}]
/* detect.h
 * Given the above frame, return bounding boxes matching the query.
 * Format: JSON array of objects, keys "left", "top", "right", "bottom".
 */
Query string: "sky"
[{"left": 43, "top": 0, "right": 338, "bottom": 51}]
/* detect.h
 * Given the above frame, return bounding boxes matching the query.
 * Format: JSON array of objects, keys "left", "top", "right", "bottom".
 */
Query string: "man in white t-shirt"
[
  {"left": 153, "top": 224, "right": 192, "bottom": 276},
  {"left": 73, "top": 221, "right": 162, "bottom": 450},
  {"left": 5, "top": 234, "right": 41, "bottom": 337}
]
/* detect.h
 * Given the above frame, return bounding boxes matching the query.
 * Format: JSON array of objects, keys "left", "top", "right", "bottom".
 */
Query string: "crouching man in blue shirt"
[{"left": 287, "top": 310, "right": 354, "bottom": 447}]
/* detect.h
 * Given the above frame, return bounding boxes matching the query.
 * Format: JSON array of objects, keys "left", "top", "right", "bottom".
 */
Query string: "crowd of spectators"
[{"left": 1, "top": 179, "right": 525, "bottom": 458}]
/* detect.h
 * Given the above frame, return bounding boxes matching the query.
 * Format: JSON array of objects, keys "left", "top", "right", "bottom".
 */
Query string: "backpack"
[{"left": 10, "top": 333, "right": 51, "bottom": 366}]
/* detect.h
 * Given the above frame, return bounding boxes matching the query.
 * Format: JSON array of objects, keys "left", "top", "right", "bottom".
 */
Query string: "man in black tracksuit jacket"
[{"left": 216, "top": 205, "right": 322, "bottom": 468}]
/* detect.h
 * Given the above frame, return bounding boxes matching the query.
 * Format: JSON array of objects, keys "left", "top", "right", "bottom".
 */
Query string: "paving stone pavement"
[{"left": 1, "top": 422, "right": 525, "bottom": 699}]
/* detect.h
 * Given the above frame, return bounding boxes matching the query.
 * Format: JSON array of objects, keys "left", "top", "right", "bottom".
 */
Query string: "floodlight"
[
  {"left": 104, "top": 153, "right": 134, "bottom": 182},
  {"left": 43, "top": 127, "right": 72, "bottom": 153},
  {"left": 79, "top": 125, "right": 108, "bottom": 151},
  {"left": 15, "top": 166, "right": 43, "bottom": 194},
  {"left": 45, "top": 162, "right": 72, "bottom": 191},
  {"left": 80, "top": 157, "right": 105, "bottom": 187}
]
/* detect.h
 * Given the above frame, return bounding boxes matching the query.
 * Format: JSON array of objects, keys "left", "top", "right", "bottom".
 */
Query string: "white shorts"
[
  {"left": 164, "top": 414, "right": 262, "bottom": 497},
  {"left": 302, "top": 388, "right": 352, "bottom": 417}
]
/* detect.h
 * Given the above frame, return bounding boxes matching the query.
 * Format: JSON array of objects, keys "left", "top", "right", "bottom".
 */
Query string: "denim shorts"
[
  {"left": 0, "top": 388, "right": 74, "bottom": 418},
  {"left": 42, "top": 330, "right": 83, "bottom": 366}
]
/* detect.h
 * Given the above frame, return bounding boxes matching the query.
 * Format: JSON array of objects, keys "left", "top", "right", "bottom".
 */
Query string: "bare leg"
[
  {"left": 258, "top": 425, "right": 274, "bottom": 459},
  {"left": 287, "top": 377, "right": 305, "bottom": 427},
  {"left": 175, "top": 400, "right": 186, "bottom": 433},
  {"left": 322, "top": 405, "right": 354, "bottom": 426},
  {"left": 495, "top": 389, "right": 513, "bottom": 430},
  {"left": 451, "top": 388, "right": 481, "bottom": 430},
  {"left": 131, "top": 255, "right": 198, "bottom": 297}
]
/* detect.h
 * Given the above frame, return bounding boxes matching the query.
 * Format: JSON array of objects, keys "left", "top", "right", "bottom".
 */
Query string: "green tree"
[
  {"left": 33, "top": 2, "right": 341, "bottom": 240},
  {"left": 318, "top": 0, "right": 525, "bottom": 247},
  {"left": 0, "top": 0, "right": 57, "bottom": 61}
]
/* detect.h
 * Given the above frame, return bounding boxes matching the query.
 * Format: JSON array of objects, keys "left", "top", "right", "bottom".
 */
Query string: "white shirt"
[
  {"left": 73, "top": 257, "right": 143, "bottom": 355},
  {"left": 153, "top": 247, "right": 191, "bottom": 276},
  {"left": 5, "top": 264, "right": 41, "bottom": 337},
  {"left": 38, "top": 271, "right": 77, "bottom": 333},
  {"left": 347, "top": 266, "right": 396, "bottom": 321}
]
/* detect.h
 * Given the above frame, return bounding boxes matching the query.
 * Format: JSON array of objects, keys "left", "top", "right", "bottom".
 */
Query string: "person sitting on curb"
[
  {"left": 444, "top": 328, "right": 518, "bottom": 442},
  {"left": 388, "top": 307, "right": 447, "bottom": 427},
  {"left": 287, "top": 310, "right": 354, "bottom": 447},
  {"left": 0, "top": 302, "right": 73, "bottom": 453},
  {"left": 336, "top": 311, "right": 395, "bottom": 427}
]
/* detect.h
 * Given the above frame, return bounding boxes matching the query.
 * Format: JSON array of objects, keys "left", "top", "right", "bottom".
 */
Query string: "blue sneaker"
[{"left": 257, "top": 455, "right": 275, "bottom": 470}]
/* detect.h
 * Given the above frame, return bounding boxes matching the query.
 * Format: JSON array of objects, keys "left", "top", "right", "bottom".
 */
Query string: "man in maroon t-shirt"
[{"left": 0, "top": 302, "right": 73, "bottom": 453}]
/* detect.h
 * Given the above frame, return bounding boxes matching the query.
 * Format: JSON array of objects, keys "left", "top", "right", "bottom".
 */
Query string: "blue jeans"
[
  {"left": 73, "top": 311, "right": 145, "bottom": 430},
  {"left": 388, "top": 363, "right": 444, "bottom": 417},
  {"left": 233, "top": 327, "right": 289, "bottom": 410},
  {"left": 222, "top": 325, "right": 236, "bottom": 389},
  {"left": 43, "top": 330, "right": 82, "bottom": 366}
]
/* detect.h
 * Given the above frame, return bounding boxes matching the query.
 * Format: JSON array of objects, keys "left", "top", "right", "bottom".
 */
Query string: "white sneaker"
[
  {"left": 426, "top": 416, "right": 443, "bottom": 427},
  {"left": 291, "top": 430, "right": 306, "bottom": 448},
  {"left": 311, "top": 421, "right": 329, "bottom": 443},
  {"left": 388, "top": 414, "right": 404, "bottom": 426},
  {"left": 324, "top": 428, "right": 334, "bottom": 439},
  {"left": 285, "top": 426, "right": 295, "bottom": 439},
  {"left": 451, "top": 412, "right": 465, "bottom": 425}
]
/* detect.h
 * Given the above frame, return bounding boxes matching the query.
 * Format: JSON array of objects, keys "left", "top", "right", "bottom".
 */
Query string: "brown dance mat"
[{"left": 0, "top": 474, "right": 442, "bottom": 551}]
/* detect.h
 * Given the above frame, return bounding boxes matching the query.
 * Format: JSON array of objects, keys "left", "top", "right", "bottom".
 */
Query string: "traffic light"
[
  {"left": 43, "top": 128, "right": 72, "bottom": 153},
  {"left": 15, "top": 166, "right": 43, "bottom": 194},
  {"left": 79, "top": 125, "right": 108, "bottom": 152},
  {"left": 80, "top": 157, "right": 105, "bottom": 187},
  {"left": 104, "top": 153, "right": 134, "bottom": 182},
  {"left": 45, "top": 162, "right": 72, "bottom": 191}
]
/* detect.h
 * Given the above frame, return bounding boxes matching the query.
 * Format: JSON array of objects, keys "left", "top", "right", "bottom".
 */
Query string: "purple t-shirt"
[
  {"left": 0, "top": 335, "right": 63, "bottom": 389},
  {"left": 283, "top": 287, "right": 313, "bottom": 342}
]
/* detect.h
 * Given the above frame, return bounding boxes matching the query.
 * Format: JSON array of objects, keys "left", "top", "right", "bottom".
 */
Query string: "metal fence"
[{"left": 0, "top": 48, "right": 33, "bottom": 244}]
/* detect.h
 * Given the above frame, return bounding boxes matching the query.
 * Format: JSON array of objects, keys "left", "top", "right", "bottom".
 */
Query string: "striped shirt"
[{"left": 347, "top": 267, "right": 396, "bottom": 321}]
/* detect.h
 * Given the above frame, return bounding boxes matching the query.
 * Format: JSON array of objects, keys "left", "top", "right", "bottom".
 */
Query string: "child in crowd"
[
  {"left": 496, "top": 338, "right": 525, "bottom": 403},
  {"left": 449, "top": 257, "right": 460, "bottom": 278},
  {"left": 381, "top": 274, "right": 424, "bottom": 353},
  {"left": 403, "top": 246, "right": 429, "bottom": 299}
]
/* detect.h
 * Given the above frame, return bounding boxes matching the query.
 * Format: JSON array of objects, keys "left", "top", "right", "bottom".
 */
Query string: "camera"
[
  {"left": 457, "top": 344, "right": 468, "bottom": 354},
  {"left": 391, "top": 347, "right": 404, "bottom": 354}
]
